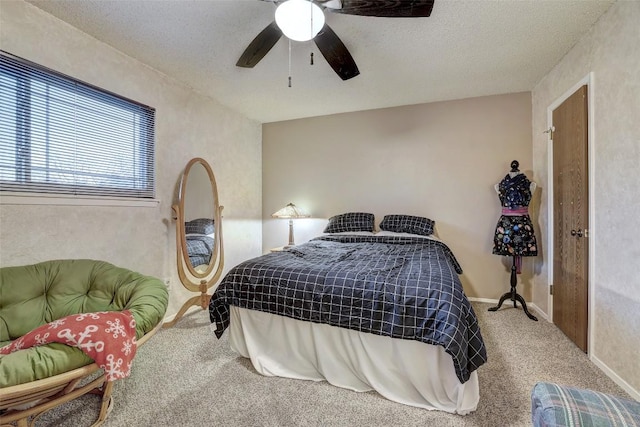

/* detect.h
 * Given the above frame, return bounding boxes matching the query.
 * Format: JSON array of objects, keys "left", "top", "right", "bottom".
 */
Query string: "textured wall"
[
  {"left": 0, "top": 0, "right": 263, "bottom": 319},
  {"left": 532, "top": 1, "right": 640, "bottom": 396},
  {"left": 263, "top": 93, "right": 534, "bottom": 300}
]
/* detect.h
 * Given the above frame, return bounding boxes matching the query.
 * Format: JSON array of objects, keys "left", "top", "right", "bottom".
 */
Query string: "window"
[{"left": 0, "top": 51, "right": 155, "bottom": 199}]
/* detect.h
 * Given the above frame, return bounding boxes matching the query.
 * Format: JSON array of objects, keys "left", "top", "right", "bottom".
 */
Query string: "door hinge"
[
  {"left": 544, "top": 126, "right": 555, "bottom": 139},
  {"left": 550, "top": 285, "right": 554, "bottom": 295}
]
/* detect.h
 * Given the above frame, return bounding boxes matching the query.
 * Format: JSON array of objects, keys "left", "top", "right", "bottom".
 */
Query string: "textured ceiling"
[{"left": 25, "top": 0, "right": 614, "bottom": 123}]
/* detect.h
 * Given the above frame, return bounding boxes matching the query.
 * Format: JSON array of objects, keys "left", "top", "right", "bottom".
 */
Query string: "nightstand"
[{"left": 270, "top": 246, "right": 288, "bottom": 252}]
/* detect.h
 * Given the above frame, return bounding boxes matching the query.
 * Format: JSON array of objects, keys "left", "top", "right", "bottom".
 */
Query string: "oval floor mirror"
[{"left": 164, "top": 157, "right": 224, "bottom": 328}]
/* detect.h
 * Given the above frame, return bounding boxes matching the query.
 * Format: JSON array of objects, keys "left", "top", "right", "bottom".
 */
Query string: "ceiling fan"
[{"left": 236, "top": 0, "right": 435, "bottom": 81}]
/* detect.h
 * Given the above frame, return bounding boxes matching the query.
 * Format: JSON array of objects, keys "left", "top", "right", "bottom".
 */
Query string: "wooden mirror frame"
[{"left": 164, "top": 157, "right": 224, "bottom": 328}]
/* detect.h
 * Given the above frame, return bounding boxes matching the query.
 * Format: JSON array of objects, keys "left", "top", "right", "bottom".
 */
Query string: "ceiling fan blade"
[
  {"left": 236, "top": 21, "right": 283, "bottom": 68},
  {"left": 314, "top": 24, "right": 360, "bottom": 81},
  {"left": 325, "top": 0, "right": 435, "bottom": 17}
]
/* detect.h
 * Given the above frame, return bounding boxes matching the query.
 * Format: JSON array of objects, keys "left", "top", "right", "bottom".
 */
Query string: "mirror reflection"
[
  {"left": 184, "top": 218, "right": 215, "bottom": 271},
  {"left": 183, "top": 162, "right": 215, "bottom": 272}
]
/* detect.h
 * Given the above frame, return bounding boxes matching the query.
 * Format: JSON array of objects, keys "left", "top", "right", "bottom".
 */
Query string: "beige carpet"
[{"left": 35, "top": 302, "right": 629, "bottom": 427}]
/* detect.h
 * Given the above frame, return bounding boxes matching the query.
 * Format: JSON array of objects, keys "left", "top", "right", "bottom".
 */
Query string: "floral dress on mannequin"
[{"left": 492, "top": 172, "right": 538, "bottom": 270}]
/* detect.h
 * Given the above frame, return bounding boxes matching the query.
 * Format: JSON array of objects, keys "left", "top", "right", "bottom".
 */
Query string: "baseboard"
[
  {"left": 528, "top": 302, "right": 550, "bottom": 322},
  {"left": 468, "top": 297, "right": 550, "bottom": 322},
  {"left": 590, "top": 354, "right": 640, "bottom": 401},
  {"left": 468, "top": 297, "right": 498, "bottom": 304},
  {"left": 163, "top": 305, "right": 201, "bottom": 324}
]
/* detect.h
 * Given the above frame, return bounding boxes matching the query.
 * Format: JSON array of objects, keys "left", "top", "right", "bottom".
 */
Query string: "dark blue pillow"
[
  {"left": 324, "top": 212, "right": 375, "bottom": 233},
  {"left": 185, "top": 218, "right": 214, "bottom": 235},
  {"left": 379, "top": 214, "right": 434, "bottom": 236}
]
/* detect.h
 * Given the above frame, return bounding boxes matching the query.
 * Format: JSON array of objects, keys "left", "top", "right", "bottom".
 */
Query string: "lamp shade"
[
  {"left": 272, "top": 202, "right": 310, "bottom": 219},
  {"left": 275, "top": 0, "right": 325, "bottom": 42}
]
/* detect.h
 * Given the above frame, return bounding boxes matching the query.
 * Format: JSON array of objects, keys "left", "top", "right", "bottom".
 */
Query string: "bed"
[
  {"left": 186, "top": 234, "right": 214, "bottom": 267},
  {"left": 209, "top": 213, "right": 487, "bottom": 414},
  {"left": 184, "top": 218, "right": 215, "bottom": 269}
]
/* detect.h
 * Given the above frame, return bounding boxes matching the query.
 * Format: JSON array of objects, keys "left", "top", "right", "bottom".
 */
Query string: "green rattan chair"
[{"left": 0, "top": 259, "right": 168, "bottom": 426}]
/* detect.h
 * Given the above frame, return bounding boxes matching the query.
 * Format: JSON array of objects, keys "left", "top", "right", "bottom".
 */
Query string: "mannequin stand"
[{"left": 488, "top": 255, "right": 538, "bottom": 321}]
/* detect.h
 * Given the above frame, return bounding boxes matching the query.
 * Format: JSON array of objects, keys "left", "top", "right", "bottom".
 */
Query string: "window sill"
[{"left": 0, "top": 192, "right": 160, "bottom": 208}]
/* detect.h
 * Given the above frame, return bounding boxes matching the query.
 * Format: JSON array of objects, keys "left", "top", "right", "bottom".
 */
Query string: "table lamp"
[{"left": 272, "top": 202, "right": 310, "bottom": 247}]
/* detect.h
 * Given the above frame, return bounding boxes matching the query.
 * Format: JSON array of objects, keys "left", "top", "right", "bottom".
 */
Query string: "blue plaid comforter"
[{"left": 209, "top": 235, "right": 487, "bottom": 383}]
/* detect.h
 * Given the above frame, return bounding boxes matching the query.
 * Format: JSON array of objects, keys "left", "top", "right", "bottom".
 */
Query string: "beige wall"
[
  {"left": 263, "top": 93, "right": 533, "bottom": 300},
  {"left": 0, "top": 0, "right": 263, "bottom": 319},
  {"left": 532, "top": 1, "right": 640, "bottom": 397}
]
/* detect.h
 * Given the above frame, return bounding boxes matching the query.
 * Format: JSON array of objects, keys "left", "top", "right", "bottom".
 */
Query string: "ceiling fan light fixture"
[{"left": 275, "top": 0, "right": 325, "bottom": 42}]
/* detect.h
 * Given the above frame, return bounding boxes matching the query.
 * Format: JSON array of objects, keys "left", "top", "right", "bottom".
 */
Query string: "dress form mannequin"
[
  {"left": 489, "top": 159, "right": 538, "bottom": 321},
  {"left": 494, "top": 160, "right": 536, "bottom": 194}
]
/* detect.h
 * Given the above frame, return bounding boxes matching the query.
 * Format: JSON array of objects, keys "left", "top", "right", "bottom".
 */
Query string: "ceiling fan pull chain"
[
  {"left": 309, "top": 1, "right": 314, "bottom": 66},
  {"left": 288, "top": 38, "right": 292, "bottom": 87}
]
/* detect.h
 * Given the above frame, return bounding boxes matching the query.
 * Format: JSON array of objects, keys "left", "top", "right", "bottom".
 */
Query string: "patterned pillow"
[
  {"left": 531, "top": 382, "right": 640, "bottom": 427},
  {"left": 323, "top": 212, "right": 375, "bottom": 233},
  {"left": 379, "top": 214, "right": 434, "bottom": 236},
  {"left": 185, "top": 218, "right": 214, "bottom": 235}
]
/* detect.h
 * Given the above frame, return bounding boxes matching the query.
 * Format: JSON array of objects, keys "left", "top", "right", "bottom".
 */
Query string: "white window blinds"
[{"left": 0, "top": 51, "right": 156, "bottom": 199}]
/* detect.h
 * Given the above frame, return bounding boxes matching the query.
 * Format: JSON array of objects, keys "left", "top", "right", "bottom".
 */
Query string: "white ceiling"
[{"left": 25, "top": 0, "right": 615, "bottom": 123}]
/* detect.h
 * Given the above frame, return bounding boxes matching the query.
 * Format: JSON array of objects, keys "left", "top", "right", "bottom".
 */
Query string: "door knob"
[{"left": 570, "top": 229, "right": 584, "bottom": 237}]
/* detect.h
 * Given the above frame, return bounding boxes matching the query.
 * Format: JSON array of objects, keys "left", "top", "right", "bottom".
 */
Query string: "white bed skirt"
[{"left": 228, "top": 306, "right": 479, "bottom": 414}]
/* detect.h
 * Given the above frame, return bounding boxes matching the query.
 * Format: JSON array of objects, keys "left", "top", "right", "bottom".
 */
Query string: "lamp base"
[{"left": 288, "top": 219, "right": 295, "bottom": 246}]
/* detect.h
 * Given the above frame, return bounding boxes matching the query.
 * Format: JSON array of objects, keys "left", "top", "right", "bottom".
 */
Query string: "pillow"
[
  {"left": 185, "top": 218, "right": 214, "bottom": 235},
  {"left": 323, "top": 212, "right": 375, "bottom": 233},
  {"left": 379, "top": 214, "right": 434, "bottom": 236},
  {"left": 531, "top": 382, "right": 640, "bottom": 427}
]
